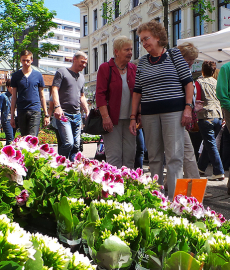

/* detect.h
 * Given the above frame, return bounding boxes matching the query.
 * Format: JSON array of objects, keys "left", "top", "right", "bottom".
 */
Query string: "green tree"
[{"left": 0, "top": 0, "right": 59, "bottom": 71}]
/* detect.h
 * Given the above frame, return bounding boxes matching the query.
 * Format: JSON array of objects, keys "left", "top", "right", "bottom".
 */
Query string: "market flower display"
[{"left": 1, "top": 136, "right": 230, "bottom": 269}]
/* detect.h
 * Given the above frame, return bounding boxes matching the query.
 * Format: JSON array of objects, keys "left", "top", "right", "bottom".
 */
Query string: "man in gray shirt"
[{"left": 52, "top": 51, "right": 89, "bottom": 161}]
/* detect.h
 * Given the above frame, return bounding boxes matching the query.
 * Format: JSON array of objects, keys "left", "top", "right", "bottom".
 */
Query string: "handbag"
[
  {"left": 83, "top": 64, "right": 111, "bottom": 135},
  {"left": 186, "top": 109, "right": 199, "bottom": 132},
  {"left": 83, "top": 108, "right": 108, "bottom": 135}
]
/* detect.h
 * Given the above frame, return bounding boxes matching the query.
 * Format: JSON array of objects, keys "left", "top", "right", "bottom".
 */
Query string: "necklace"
[
  {"left": 148, "top": 48, "right": 165, "bottom": 65},
  {"left": 114, "top": 60, "right": 127, "bottom": 74}
]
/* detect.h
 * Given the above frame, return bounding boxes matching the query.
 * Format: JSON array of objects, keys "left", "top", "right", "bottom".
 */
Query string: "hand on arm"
[
  {"left": 99, "top": 106, "right": 113, "bottom": 133},
  {"left": 39, "top": 87, "right": 50, "bottom": 126},
  {"left": 10, "top": 87, "right": 17, "bottom": 128},
  {"left": 129, "top": 93, "right": 142, "bottom": 135},
  {"left": 181, "top": 82, "right": 193, "bottom": 127},
  {"left": 52, "top": 86, "right": 64, "bottom": 120}
]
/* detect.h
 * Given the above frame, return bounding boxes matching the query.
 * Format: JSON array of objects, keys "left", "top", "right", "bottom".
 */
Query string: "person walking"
[
  {"left": 196, "top": 61, "right": 224, "bottom": 181},
  {"left": 0, "top": 79, "right": 15, "bottom": 144},
  {"left": 10, "top": 50, "right": 49, "bottom": 136},
  {"left": 129, "top": 21, "right": 194, "bottom": 201},
  {"left": 52, "top": 51, "right": 89, "bottom": 161},
  {"left": 177, "top": 42, "right": 200, "bottom": 179},
  {"left": 96, "top": 36, "right": 137, "bottom": 169},
  {"left": 216, "top": 61, "right": 230, "bottom": 193}
]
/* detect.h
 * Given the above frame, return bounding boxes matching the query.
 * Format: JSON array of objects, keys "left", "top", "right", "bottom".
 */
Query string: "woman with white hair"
[{"left": 96, "top": 36, "right": 137, "bottom": 168}]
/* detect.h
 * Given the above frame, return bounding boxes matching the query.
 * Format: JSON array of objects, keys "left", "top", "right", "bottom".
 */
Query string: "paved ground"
[{"left": 82, "top": 142, "right": 230, "bottom": 220}]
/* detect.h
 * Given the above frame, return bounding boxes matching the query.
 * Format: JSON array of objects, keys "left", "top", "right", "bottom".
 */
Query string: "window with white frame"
[
  {"left": 102, "top": 2, "right": 107, "bottom": 26},
  {"left": 194, "top": 2, "right": 204, "bottom": 36},
  {"left": 83, "top": 15, "right": 88, "bottom": 36},
  {"left": 173, "top": 9, "right": 181, "bottom": 47},
  {"left": 84, "top": 52, "right": 88, "bottom": 75},
  {"left": 94, "top": 48, "right": 98, "bottom": 71},
  {"left": 133, "top": 0, "right": 139, "bottom": 8},
  {"left": 103, "top": 43, "right": 107, "bottom": 63},
  {"left": 94, "top": 9, "right": 98, "bottom": 31},
  {"left": 115, "top": 0, "right": 119, "bottom": 18},
  {"left": 133, "top": 29, "right": 139, "bottom": 60}
]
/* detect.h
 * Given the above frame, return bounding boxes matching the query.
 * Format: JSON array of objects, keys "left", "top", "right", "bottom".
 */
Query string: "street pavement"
[{"left": 82, "top": 142, "right": 230, "bottom": 220}]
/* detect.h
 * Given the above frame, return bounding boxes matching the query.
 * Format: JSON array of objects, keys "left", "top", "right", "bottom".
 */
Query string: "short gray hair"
[
  {"left": 74, "top": 51, "right": 88, "bottom": 59},
  {"left": 113, "top": 36, "right": 132, "bottom": 57}
]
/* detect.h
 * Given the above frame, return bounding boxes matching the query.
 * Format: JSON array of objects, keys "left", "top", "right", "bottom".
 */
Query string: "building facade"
[
  {"left": 39, "top": 18, "right": 81, "bottom": 74},
  {"left": 76, "top": 0, "right": 230, "bottom": 90}
]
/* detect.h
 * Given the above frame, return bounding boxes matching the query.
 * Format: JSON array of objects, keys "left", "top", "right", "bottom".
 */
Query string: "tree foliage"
[{"left": 0, "top": 0, "right": 59, "bottom": 71}]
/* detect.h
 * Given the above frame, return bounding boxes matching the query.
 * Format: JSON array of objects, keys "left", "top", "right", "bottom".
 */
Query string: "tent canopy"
[{"left": 177, "top": 27, "right": 230, "bottom": 63}]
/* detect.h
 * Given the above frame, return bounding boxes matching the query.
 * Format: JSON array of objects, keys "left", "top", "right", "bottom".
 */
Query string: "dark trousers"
[
  {"left": 17, "top": 110, "right": 41, "bottom": 137},
  {"left": 2, "top": 120, "right": 14, "bottom": 145},
  {"left": 135, "top": 129, "right": 145, "bottom": 169}
]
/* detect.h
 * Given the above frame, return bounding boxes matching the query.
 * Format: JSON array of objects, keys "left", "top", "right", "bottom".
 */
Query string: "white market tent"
[{"left": 177, "top": 27, "right": 230, "bottom": 63}]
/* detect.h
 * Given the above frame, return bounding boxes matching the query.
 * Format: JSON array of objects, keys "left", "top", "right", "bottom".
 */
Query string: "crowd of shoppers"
[{"left": 1, "top": 21, "right": 230, "bottom": 199}]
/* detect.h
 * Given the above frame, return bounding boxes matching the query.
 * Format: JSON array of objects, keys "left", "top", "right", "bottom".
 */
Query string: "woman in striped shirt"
[{"left": 129, "top": 21, "right": 194, "bottom": 201}]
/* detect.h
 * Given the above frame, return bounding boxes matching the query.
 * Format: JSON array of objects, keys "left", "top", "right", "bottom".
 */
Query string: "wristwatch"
[
  {"left": 54, "top": 105, "right": 61, "bottom": 109},
  {"left": 185, "top": 103, "right": 194, "bottom": 109},
  {"left": 44, "top": 114, "right": 50, "bottom": 118}
]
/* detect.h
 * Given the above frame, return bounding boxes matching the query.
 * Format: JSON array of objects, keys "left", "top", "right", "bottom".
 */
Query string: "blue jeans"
[
  {"left": 198, "top": 118, "right": 224, "bottom": 175},
  {"left": 135, "top": 129, "right": 145, "bottom": 169},
  {"left": 56, "top": 112, "right": 81, "bottom": 162},
  {"left": 2, "top": 120, "right": 14, "bottom": 145},
  {"left": 18, "top": 110, "right": 41, "bottom": 137}
]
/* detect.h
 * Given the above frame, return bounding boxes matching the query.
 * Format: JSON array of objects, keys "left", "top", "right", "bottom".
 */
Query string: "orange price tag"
[{"left": 173, "top": 179, "right": 208, "bottom": 203}]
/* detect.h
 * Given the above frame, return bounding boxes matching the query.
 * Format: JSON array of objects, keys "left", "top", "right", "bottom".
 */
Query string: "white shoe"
[{"left": 208, "top": 174, "right": 225, "bottom": 181}]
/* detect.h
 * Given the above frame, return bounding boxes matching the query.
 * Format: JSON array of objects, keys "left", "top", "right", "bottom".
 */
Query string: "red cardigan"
[{"left": 96, "top": 58, "right": 137, "bottom": 125}]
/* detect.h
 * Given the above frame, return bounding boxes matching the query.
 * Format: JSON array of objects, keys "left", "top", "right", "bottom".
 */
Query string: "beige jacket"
[{"left": 197, "top": 77, "right": 222, "bottom": 119}]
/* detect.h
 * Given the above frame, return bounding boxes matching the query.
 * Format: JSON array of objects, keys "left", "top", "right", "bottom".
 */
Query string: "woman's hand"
[
  {"left": 181, "top": 106, "right": 192, "bottom": 126},
  {"left": 129, "top": 119, "right": 137, "bottom": 135},
  {"left": 103, "top": 116, "right": 113, "bottom": 132}
]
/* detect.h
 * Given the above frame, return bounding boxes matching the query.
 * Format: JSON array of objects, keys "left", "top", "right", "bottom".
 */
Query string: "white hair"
[{"left": 74, "top": 51, "right": 88, "bottom": 59}]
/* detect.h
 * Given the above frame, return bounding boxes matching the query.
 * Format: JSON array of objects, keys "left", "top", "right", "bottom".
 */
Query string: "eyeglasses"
[{"left": 140, "top": 36, "right": 151, "bottom": 45}]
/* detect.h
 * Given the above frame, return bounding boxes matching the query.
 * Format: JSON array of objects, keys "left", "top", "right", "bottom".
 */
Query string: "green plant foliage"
[
  {"left": 164, "top": 251, "right": 200, "bottom": 270},
  {"left": 0, "top": 0, "right": 59, "bottom": 71},
  {"left": 100, "top": 0, "right": 121, "bottom": 24},
  {"left": 0, "top": 261, "right": 23, "bottom": 269}
]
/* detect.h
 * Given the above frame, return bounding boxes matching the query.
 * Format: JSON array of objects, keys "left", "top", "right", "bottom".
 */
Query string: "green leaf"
[
  {"left": 179, "top": 240, "right": 189, "bottom": 252},
  {"left": 15, "top": 187, "right": 22, "bottom": 196},
  {"left": 167, "top": 229, "right": 177, "bottom": 253},
  {"left": 100, "top": 209, "right": 121, "bottom": 231},
  {"left": 144, "top": 250, "right": 162, "bottom": 270},
  {"left": 96, "top": 235, "right": 132, "bottom": 269},
  {"left": 24, "top": 250, "right": 43, "bottom": 270},
  {"left": 87, "top": 202, "right": 99, "bottom": 223},
  {"left": 194, "top": 221, "right": 206, "bottom": 232},
  {"left": 137, "top": 208, "right": 150, "bottom": 243},
  {"left": 0, "top": 261, "right": 22, "bottom": 270},
  {"left": 207, "top": 253, "right": 228, "bottom": 268},
  {"left": 222, "top": 262, "right": 230, "bottom": 270},
  {"left": 165, "top": 251, "right": 200, "bottom": 270},
  {"left": 23, "top": 179, "right": 34, "bottom": 190},
  {"left": 82, "top": 222, "right": 96, "bottom": 244}
]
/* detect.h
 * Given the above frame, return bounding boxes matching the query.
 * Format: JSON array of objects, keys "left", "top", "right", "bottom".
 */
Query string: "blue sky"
[{"left": 44, "top": 0, "right": 82, "bottom": 23}]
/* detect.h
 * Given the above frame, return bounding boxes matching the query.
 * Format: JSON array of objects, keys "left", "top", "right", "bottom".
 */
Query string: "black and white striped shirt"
[{"left": 134, "top": 48, "right": 192, "bottom": 115}]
